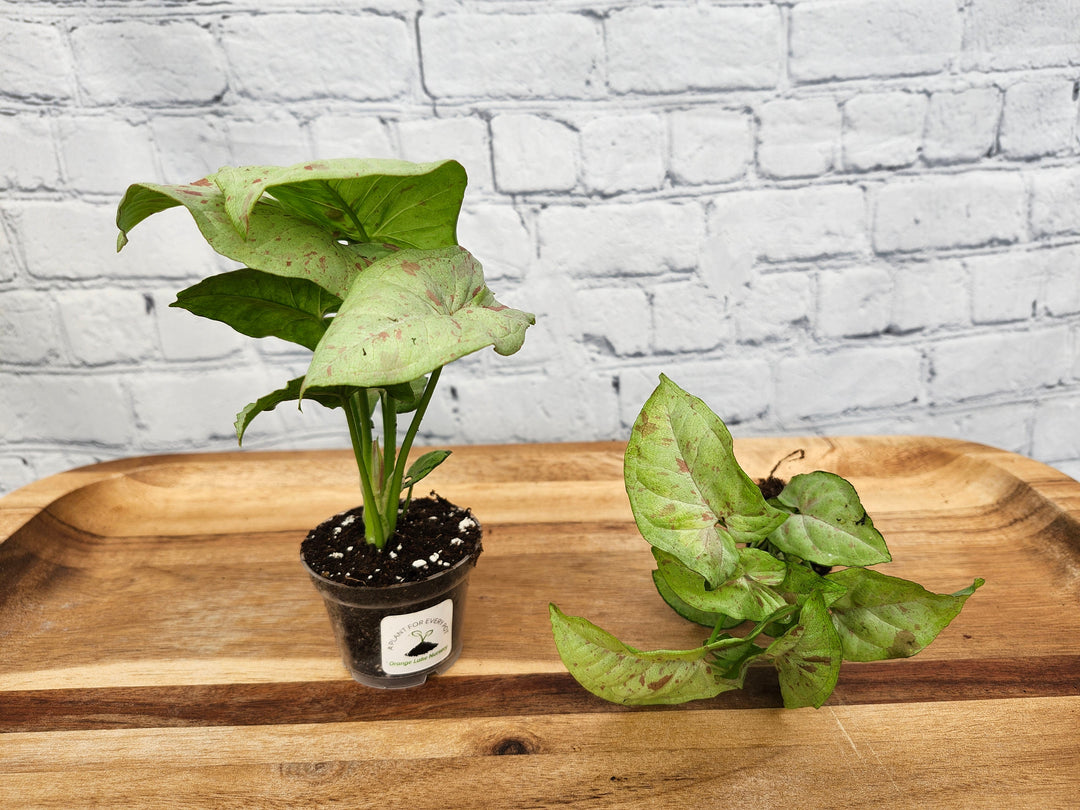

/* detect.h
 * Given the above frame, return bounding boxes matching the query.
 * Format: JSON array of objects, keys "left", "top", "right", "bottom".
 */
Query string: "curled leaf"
[
  {"left": 549, "top": 604, "right": 755, "bottom": 706},
  {"left": 766, "top": 590, "right": 843, "bottom": 709},
  {"left": 303, "top": 246, "right": 534, "bottom": 390}
]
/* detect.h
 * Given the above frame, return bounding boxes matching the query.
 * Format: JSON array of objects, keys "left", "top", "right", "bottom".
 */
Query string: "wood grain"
[{"left": 2, "top": 437, "right": 1079, "bottom": 807}]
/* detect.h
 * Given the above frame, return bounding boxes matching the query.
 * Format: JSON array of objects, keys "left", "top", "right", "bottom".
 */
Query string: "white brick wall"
[{"left": 2, "top": 0, "right": 1080, "bottom": 496}]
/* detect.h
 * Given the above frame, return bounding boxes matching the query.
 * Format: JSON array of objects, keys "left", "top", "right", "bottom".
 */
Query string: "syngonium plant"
[
  {"left": 550, "top": 375, "right": 982, "bottom": 709},
  {"left": 116, "top": 158, "right": 534, "bottom": 550}
]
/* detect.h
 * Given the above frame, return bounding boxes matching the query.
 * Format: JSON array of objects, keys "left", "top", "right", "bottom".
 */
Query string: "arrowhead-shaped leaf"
[
  {"left": 172, "top": 268, "right": 341, "bottom": 350},
  {"left": 827, "top": 568, "right": 984, "bottom": 661},
  {"left": 766, "top": 590, "right": 843, "bottom": 709},
  {"left": 403, "top": 450, "right": 452, "bottom": 489},
  {"left": 116, "top": 159, "right": 466, "bottom": 299},
  {"left": 234, "top": 376, "right": 353, "bottom": 444},
  {"left": 624, "top": 375, "right": 787, "bottom": 587},
  {"left": 770, "top": 472, "right": 891, "bottom": 567},
  {"left": 302, "top": 246, "right": 535, "bottom": 390},
  {"left": 653, "top": 547, "right": 788, "bottom": 623},
  {"left": 549, "top": 604, "right": 753, "bottom": 706}
]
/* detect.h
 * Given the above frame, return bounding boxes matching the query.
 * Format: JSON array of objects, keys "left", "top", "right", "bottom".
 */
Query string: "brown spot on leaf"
[{"left": 647, "top": 674, "right": 673, "bottom": 691}]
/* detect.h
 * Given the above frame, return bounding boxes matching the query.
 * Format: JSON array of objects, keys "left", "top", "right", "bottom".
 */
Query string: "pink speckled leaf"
[{"left": 303, "top": 246, "right": 535, "bottom": 390}]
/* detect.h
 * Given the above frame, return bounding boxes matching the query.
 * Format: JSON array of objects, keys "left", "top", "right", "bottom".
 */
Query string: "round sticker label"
[{"left": 380, "top": 598, "right": 454, "bottom": 674}]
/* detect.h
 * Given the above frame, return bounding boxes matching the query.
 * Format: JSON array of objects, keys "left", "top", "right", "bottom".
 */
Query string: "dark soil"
[{"left": 300, "top": 493, "right": 483, "bottom": 588}]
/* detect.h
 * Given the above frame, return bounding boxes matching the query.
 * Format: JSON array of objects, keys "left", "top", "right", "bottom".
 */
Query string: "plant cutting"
[
  {"left": 550, "top": 375, "right": 983, "bottom": 709},
  {"left": 116, "top": 158, "right": 534, "bottom": 687}
]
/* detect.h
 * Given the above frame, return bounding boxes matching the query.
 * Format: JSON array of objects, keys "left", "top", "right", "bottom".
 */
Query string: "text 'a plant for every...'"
[
  {"left": 116, "top": 158, "right": 534, "bottom": 687},
  {"left": 550, "top": 375, "right": 982, "bottom": 709}
]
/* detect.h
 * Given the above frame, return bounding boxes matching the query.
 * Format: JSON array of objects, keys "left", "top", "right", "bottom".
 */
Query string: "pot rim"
[{"left": 300, "top": 544, "right": 479, "bottom": 594}]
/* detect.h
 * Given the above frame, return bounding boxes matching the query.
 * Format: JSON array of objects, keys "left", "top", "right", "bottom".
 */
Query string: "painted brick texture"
[{"left": 2, "top": 0, "right": 1080, "bottom": 495}]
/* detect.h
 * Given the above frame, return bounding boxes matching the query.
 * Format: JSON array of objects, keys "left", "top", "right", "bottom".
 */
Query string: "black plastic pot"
[{"left": 302, "top": 546, "right": 479, "bottom": 689}]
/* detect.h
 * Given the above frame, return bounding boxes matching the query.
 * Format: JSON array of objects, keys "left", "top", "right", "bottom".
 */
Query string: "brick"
[
  {"left": 71, "top": 20, "right": 226, "bottom": 105},
  {"left": 964, "top": 0, "right": 1080, "bottom": 67},
  {"left": 14, "top": 200, "right": 220, "bottom": 281},
  {"left": 223, "top": 14, "right": 411, "bottom": 101},
  {"left": 775, "top": 346, "right": 922, "bottom": 420},
  {"left": 873, "top": 173, "right": 1026, "bottom": 253},
  {"left": 607, "top": 6, "right": 780, "bottom": 93},
  {"left": 0, "top": 113, "right": 61, "bottom": 190},
  {"left": 1033, "top": 396, "right": 1080, "bottom": 460},
  {"left": 669, "top": 109, "right": 752, "bottom": 185},
  {"left": 398, "top": 117, "right": 493, "bottom": 192},
  {"left": 790, "top": 0, "right": 962, "bottom": 82},
  {"left": 651, "top": 280, "right": 734, "bottom": 353},
  {"left": 1041, "top": 244, "right": 1080, "bottom": 316},
  {"left": 227, "top": 111, "right": 307, "bottom": 167},
  {"left": 969, "top": 252, "right": 1039, "bottom": 324},
  {"left": 454, "top": 372, "right": 619, "bottom": 443},
  {"left": 842, "top": 92, "right": 927, "bottom": 171},
  {"left": 0, "top": 20, "right": 73, "bottom": 101},
  {"left": 0, "top": 373, "right": 133, "bottom": 445},
  {"left": 0, "top": 219, "right": 15, "bottom": 283},
  {"left": 129, "top": 367, "right": 287, "bottom": 445},
  {"left": 420, "top": 13, "right": 602, "bottom": 99},
  {"left": 817, "top": 265, "right": 893, "bottom": 338},
  {"left": 928, "top": 326, "right": 1071, "bottom": 402},
  {"left": 618, "top": 359, "right": 771, "bottom": 430},
  {"left": 1000, "top": 78, "right": 1078, "bottom": 159},
  {"left": 581, "top": 114, "right": 665, "bottom": 194},
  {"left": 457, "top": 204, "right": 532, "bottom": 281},
  {"left": 890, "top": 258, "right": 969, "bottom": 332},
  {"left": 538, "top": 201, "right": 705, "bottom": 278},
  {"left": 0, "top": 290, "right": 62, "bottom": 365},
  {"left": 491, "top": 115, "right": 578, "bottom": 193},
  {"left": 1030, "top": 167, "right": 1080, "bottom": 238},
  {"left": 708, "top": 185, "right": 867, "bottom": 263},
  {"left": 732, "top": 272, "right": 814, "bottom": 345},
  {"left": 573, "top": 286, "right": 650, "bottom": 357},
  {"left": 150, "top": 117, "right": 234, "bottom": 183},
  {"left": 923, "top": 87, "right": 1001, "bottom": 165},
  {"left": 57, "top": 117, "right": 158, "bottom": 195},
  {"left": 152, "top": 288, "right": 247, "bottom": 362},
  {"left": 56, "top": 289, "right": 158, "bottom": 366},
  {"left": 757, "top": 98, "right": 842, "bottom": 179},
  {"left": 309, "top": 115, "right": 396, "bottom": 161}
]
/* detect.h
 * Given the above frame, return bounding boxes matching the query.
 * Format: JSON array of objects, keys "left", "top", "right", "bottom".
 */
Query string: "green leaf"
[
  {"left": 548, "top": 604, "right": 753, "bottom": 706},
  {"left": 172, "top": 269, "right": 342, "bottom": 350},
  {"left": 233, "top": 376, "right": 353, "bottom": 444},
  {"left": 302, "top": 246, "right": 535, "bottom": 390},
  {"left": 624, "top": 375, "right": 787, "bottom": 587},
  {"left": 211, "top": 159, "right": 467, "bottom": 248},
  {"left": 402, "top": 450, "right": 452, "bottom": 489},
  {"left": 827, "top": 568, "right": 984, "bottom": 662},
  {"left": 651, "top": 569, "right": 741, "bottom": 630},
  {"left": 116, "top": 158, "right": 467, "bottom": 299},
  {"left": 778, "top": 561, "right": 847, "bottom": 609},
  {"left": 653, "top": 547, "right": 789, "bottom": 623},
  {"left": 766, "top": 591, "right": 843, "bottom": 709},
  {"left": 770, "top": 471, "right": 891, "bottom": 567},
  {"left": 382, "top": 376, "right": 428, "bottom": 414}
]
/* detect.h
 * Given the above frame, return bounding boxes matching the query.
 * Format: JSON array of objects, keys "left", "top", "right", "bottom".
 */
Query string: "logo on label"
[{"left": 380, "top": 599, "right": 454, "bottom": 674}]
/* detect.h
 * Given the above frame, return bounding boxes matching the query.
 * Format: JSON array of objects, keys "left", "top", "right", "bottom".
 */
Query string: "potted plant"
[
  {"left": 116, "top": 158, "right": 535, "bottom": 688},
  {"left": 550, "top": 375, "right": 982, "bottom": 708}
]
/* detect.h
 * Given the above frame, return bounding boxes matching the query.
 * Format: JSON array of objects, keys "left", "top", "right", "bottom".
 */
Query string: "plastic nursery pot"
[{"left": 302, "top": 545, "right": 479, "bottom": 689}]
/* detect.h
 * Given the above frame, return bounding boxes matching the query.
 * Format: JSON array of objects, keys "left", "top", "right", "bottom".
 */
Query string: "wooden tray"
[{"left": 2, "top": 437, "right": 1078, "bottom": 807}]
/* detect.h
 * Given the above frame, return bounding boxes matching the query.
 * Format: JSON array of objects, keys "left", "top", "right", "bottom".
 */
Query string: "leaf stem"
[
  {"left": 347, "top": 390, "right": 385, "bottom": 548},
  {"left": 387, "top": 367, "right": 443, "bottom": 536}
]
